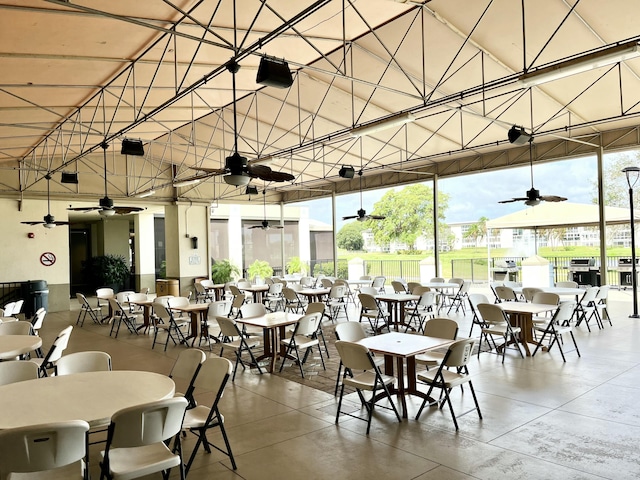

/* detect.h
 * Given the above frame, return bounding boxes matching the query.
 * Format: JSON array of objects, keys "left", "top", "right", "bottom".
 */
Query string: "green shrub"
[
  {"left": 87, "top": 254, "right": 130, "bottom": 289},
  {"left": 247, "top": 260, "right": 273, "bottom": 281},
  {"left": 211, "top": 259, "right": 240, "bottom": 284},
  {"left": 286, "top": 256, "right": 308, "bottom": 275}
]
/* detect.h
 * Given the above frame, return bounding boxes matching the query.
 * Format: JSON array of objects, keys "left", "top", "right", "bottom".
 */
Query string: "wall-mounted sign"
[{"left": 40, "top": 252, "right": 56, "bottom": 266}]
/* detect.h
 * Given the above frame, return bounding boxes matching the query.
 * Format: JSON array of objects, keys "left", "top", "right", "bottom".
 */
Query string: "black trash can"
[{"left": 21, "top": 280, "right": 49, "bottom": 318}]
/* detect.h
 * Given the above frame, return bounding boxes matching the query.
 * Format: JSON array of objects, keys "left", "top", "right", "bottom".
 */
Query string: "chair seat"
[
  {"left": 281, "top": 335, "right": 319, "bottom": 350},
  {"left": 482, "top": 324, "right": 521, "bottom": 335},
  {"left": 182, "top": 405, "right": 222, "bottom": 429},
  {"left": 417, "top": 368, "right": 471, "bottom": 389},
  {"left": 101, "top": 443, "right": 181, "bottom": 479},
  {"left": 343, "top": 370, "right": 395, "bottom": 391},
  {"left": 223, "top": 337, "right": 259, "bottom": 350},
  {"left": 534, "top": 322, "right": 573, "bottom": 336},
  {"left": 415, "top": 351, "right": 445, "bottom": 366}
]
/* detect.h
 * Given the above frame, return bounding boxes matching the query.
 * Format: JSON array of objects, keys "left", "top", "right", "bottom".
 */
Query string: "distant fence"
[{"left": 307, "top": 256, "right": 629, "bottom": 286}]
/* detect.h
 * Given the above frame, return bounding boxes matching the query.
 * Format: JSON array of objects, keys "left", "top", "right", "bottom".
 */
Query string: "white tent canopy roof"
[{"left": 486, "top": 202, "right": 639, "bottom": 230}]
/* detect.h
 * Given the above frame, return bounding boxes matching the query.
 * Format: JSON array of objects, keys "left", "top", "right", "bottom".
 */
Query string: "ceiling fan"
[
  {"left": 189, "top": 4, "right": 295, "bottom": 188},
  {"left": 67, "top": 142, "right": 146, "bottom": 217},
  {"left": 498, "top": 127, "right": 567, "bottom": 207},
  {"left": 249, "top": 189, "right": 283, "bottom": 230},
  {"left": 21, "top": 174, "right": 71, "bottom": 228},
  {"left": 342, "top": 169, "right": 386, "bottom": 222}
]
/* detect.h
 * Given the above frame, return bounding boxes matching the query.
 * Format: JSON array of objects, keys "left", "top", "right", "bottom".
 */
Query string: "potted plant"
[
  {"left": 211, "top": 259, "right": 240, "bottom": 284},
  {"left": 286, "top": 256, "right": 308, "bottom": 276},
  {"left": 247, "top": 260, "right": 273, "bottom": 282},
  {"left": 86, "top": 254, "right": 130, "bottom": 291}
]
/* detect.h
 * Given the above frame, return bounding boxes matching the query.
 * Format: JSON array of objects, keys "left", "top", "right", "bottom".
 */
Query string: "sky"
[{"left": 293, "top": 156, "right": 600, "bottom": 228}]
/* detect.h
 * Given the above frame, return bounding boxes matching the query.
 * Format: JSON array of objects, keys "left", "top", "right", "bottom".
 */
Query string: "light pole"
[{"left": 623, "top": 166, "right": 640, "bottom": 318}]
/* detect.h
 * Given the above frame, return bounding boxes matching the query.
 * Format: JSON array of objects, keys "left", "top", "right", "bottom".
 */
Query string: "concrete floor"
[{"left": 35, "top": 285, "right": 640, "bottom": 479}]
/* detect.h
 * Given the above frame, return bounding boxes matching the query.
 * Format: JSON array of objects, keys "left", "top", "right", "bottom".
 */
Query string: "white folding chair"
[{"left": 56, "top": 351, "right": 112, "bottom": 376}]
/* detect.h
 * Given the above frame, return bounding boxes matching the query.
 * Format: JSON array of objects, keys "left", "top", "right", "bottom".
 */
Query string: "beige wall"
[{"left": 2, "top": 198, "right": 71, "bottom": 311}]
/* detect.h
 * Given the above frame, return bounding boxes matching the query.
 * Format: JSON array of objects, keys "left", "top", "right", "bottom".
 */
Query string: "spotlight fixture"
[
  {"left": 245, "top": 185, "right": 259, "bottom": 195},
  {"left": 121, "top": 138, "right": 145, "bottom": 156},
  {"left": 256, "top": 57, "right": 293, "bottom": 89},
  {"left": 507, "top": 126, "right": 532, "bottom": 145},
  {"left": 519, "top": 40, "right": 640, "bottom": 88},
  {"left": 60, "top": 172, "right": 78, "bottom": 184},
  {"left": 350, "top": 112, "right": 415, "bottom": 137},
  {"left": 137, "top": 190, "right": 155, "bottom": 198},
  {"left": 339, "top": 165, "right": 355, "bottom": 179},
  {"left": 98, "top": 208, "right": 116, "bottom": 217},
  {"left": 173, "top": 178, "right": 201, "bottom": 188},
  {"left": 223, "top": 173, "right": 251, "bottom": 186}
]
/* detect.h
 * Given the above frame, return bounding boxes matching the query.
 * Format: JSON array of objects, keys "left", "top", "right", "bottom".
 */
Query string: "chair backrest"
[
  {"left": 358, "top": 292, "right": 379, "bottom": 311},
  {"left": 448, "top": 278, "right": 464, "bottom": 286},
  {"left": 580, "top": 286, "right": 600, "bottom": 304},
  {"left": 407, "top": 282, "right": 421, "bottom": 293},
  {"left": 292, "top": 312, "right": 321, "bottom": 337},
  {"left": 194, "top": 283, "right": 206, "bottom": 296},
  {"left": 115, "top": 290, "right": 135, "bottom": 303},
  {"left": 153, "top": 295, "right": 174, "bottom": 308},
  {"left": 96, "top": 287, "right": 114, "bottom": 298},
  {"left": 300, "top": 276, "right": 314, "bottom": 287},
  {"left": 522, "top": 287, "right": 543, "bottom": 302},
  {"left": 215, "top": 316, "right": 242, "bottom": 338},
  {"left": 532, "top": 292, "right": 560, "bottom": 305},
  {"left": 359, "top": 275, "right": 372, "bottom": 281},
  {"left": 423, "top": 317, "right": 458, "bottom": 339},
  {"left": 56, "top": 351, "right": 112, "bottom": 376},
  {"left": 200, "top": 279, "right": 214, "bottom": 288},
  {"left": 31, "top": 308, "right": 47, "bottom": 332},
  {"left": 152, "top": 302, "right": 173, "bottom": 323},
  {"left": 168, "top": 296, "right": 190, "bottom": 309},
  {"left": 371, "top": 276, "right": 386, "bottom": 289},
  {"left": 12, "top": 299, "right": 24, "bottom": 315},
  {"left": 108, "top": 297, "right": 124, "bottom": 316},
  {"left": 192, "top": 356, "right": 233, "bottom": 393},
  {"left": 0, "top": 360, "right": 39, "bottom": 386},
  {"left": 468, "top": 293, "right": 489, "bottom": 315},
  {"left": 169, "top": 348, "right": 206, "bottom": 381},
  {"left": 595, "top": 285, "right": 610, "bottom": 301},
  {"left": 237, "top": 280, "right": 251, "bottom": 289},
  {"left": 476, "top": 303, "right": 509, "bottom": 325},
  {"left": 240, "top": 302, "right": 267, "bottom": 318},
  {"left": 320, "top": 278, "right": 334, "bottom": 288},
  {"left": 417, "top": 291, "right": 436, "bottom": 307},
  {"left": 335, "top": 322, "right": 368, "bottom": 342},
  {"left": 328, "top": 285, "right": 345, "bottom": 299},
  {"left": 495, "top": 285, "right": 517, "bottom": 301},
  {"left": 228, "top": 285, "right": 242, "bottom": 297},
  {"left": 264, "top": 277, "right": 274, "bottom": 285},
  {"left": 45, "top": 325, "right": 74, "bottom": 364},
  {"left": 2, "top": 302, "right": 15, "bottom": 316},
  {"left": 359, "top": 286, "right": 378, "bottom": 296},
  {"left": 0, "top": 320, "right": 34, "bottom": 336},
  {"left": 207, "top": 301, "right": 231, "bottom": 319},
  {"left": 127, "top": 292, "right": 148, "bottom": 304},
  {"left": 305, "top": 302, "right": 325, "bottom": 316},
  {"left": 551, "top": 301, "right": 577, "bottom": 325},
  {"left": 267, "top": 282, "right": 283, "bottom": 295},
  {"left": 0, "top": 419, "right": 90, "bottom": 479},
  {"left": 391, "top": 281, "right": 407, "bottom": 293},
  {"left": 139, "top": 287, "right": 150, "bottom": 295},
  {"left": 282, "top": 287, "right": 299, "bottom": 302},
  {"left": 556, "top": 281, "right": 578, "bottom": 288},
  {"left": 107, "top": 396, "right": 188, "bottom": 448},
  {"left": 429, "top": 277, "right": 445, "bottom": 283},
  {"left": 442, "top": 338, "right": 476, "bottom": 368},
  {"left": 335, "top": 340, "right": 375, "bottom": 371}
]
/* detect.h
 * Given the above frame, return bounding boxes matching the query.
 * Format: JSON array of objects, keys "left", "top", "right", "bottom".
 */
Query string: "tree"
[
  {"left": 367, "top": 184, "right": 449, "bottom": 250},
  {"left": 464, "top": 216, "right": 489, "bottom": 248},
  {"left": 337, "top": 222, "right": 366, "bottom": 251},
  {"left": 592, "top": 151, "right": 640, "bottom": 208}
]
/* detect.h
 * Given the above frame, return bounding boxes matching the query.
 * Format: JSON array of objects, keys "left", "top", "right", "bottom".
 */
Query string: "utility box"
[{"left": 156, "top": 279, "right": 179, "bottom": 297}]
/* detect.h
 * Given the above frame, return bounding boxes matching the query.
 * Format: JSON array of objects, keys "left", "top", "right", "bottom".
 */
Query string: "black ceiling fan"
[
  {"left": 499, "top": 127, "right": 567, "bottom": 207},
  {"left": 67, "top": 142, "right": 146, "bottom": 217},
  {"left": 189, "top": 1, "right": 295, "bottom": 188},
  {"left": 21, "top": 174, "right": 71, "bottom": 228},
  {"left": 249, "top": 189, "right": 283, "bottom": 230},
  {"left": 342, "top": 169, "right": 386, "bottom": 222}
]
